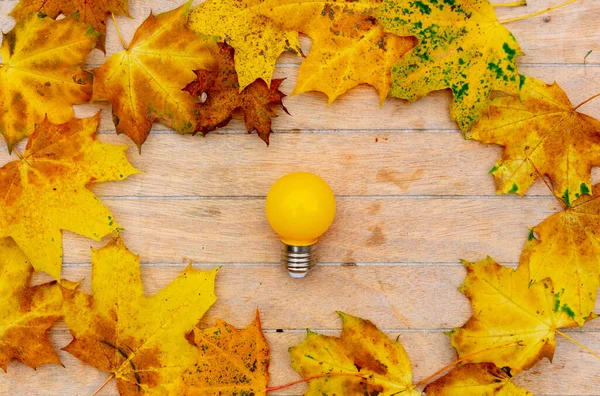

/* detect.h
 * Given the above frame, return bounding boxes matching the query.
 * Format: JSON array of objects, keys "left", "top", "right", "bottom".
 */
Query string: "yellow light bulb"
[{"left": 266, "top": 172, "right": 336, "bottom": 278}]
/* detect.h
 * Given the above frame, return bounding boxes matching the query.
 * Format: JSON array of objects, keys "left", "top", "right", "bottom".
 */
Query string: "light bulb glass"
[
  {"left": 266, "top": 172, "right": 336, "bottom": 278},
  {"left": 266, "top": 172, "right": 336, "bottom": 246}
]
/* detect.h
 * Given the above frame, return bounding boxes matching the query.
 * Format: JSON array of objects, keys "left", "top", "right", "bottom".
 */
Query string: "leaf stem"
[
  {"left": 91, "top": 373, "right": 115, "bottom": 396},
  {"left": 492, "top": 1, "right": 527, "bottom": 7},
  {"left": 556, "top": 329, "right": 600, "bottom": 360},
  {"left": 499, "top": 0, "right": 578, "bottom": 24},
  {"left": 265, "top": 373, "right": 367, "bottom": 393},
  {"left": 111, "top": 13, "right": 128, "bottom": 50},
  {"left": 414, "top": 341, "right": 520, "bottom": 387},
  {"left": 572, "top": 92, "right": 600, "bottom": 111}
]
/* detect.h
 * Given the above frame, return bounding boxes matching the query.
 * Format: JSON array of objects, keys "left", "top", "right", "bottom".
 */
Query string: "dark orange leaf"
[{"left": 184, "top": 43, "right": 289, "bottom": 145}]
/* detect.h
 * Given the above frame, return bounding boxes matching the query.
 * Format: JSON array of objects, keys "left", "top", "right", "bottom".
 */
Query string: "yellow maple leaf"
[
  {"left": 0, "top": 13, "right": 97, "bottom": 152},
  {"left": 290, "top": 312, "right": 420, "bottom": 396},
  {"left": 93, "top": 2, "right": 215, "bottom": 149},
  {"left": 522, "top": 184, "right": 600, "bottom": 325},
  {"left": 61, "top": 236, "right": 219, "bottom": 395},
  {"left": 176, "top": 313, "right": 269, "bottom": 394},
  {"left": 0, "top": 238, "right": 63, "bottom": 371},
  {"left": 423, "top": 363, "right": 532, "bottom": 396},
  {"left": 10, "top": 0, "right": 129, "bottom": 51},
  {"left": 376, "top": 0, "right": 523, "bottom": 131},
  {"left": 449, "top": 257, "right": 578, "bottom": 374},
  {"left": 0, "top": 114, "right": 137, "bottom": 279},
  {"left": 188, "top": 0, "right": 302, "bottom": 90},
  {"left": 468, "top": 75, "right": 600, "bottom": 204},
  {"left": 257, "top": 0, "right": 415, "bottom": 103}
]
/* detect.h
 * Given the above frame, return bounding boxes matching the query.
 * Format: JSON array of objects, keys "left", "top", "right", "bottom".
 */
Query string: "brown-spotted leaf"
[
  {"left": 449, "top": 257, "right": 579, "bottom": 374},
  {"left": 469, "top": 75, "right": 600, "bottom": 204},
  {"left": 424, "top": 363, "right": 532, "bottom": 396},
  {"left": 188, "top": 0, "right": 301, "bottom": 91},
  {"left": 290, "top": 312, "right": 420, "bottom": 396},
  {"left": 175, "top": 313, "right": 269, "bottom": 394},
  {"left": 0, "top": 13, "right": 97, "bottom": 152},
  {"left": 184, "top": 43, "right": 288, "bottom": 145},
  {"left": 93, "top": 2, "right": 215, "bottom": 149},
  {"left": 258, "top": 0, "right": 415, "bottom": 103},
  {"left": 0, "top": 114, "right": 137, "bottom": 279},
  {"left": 522, "top": 183, "right": 600, "bottom": 325},
  {"left": 0, "top": 238, "right": 64, "bottom": 371},
  {"left": 61, "top": 236, "right": 218, "bottom": 395},
  {"left": 10, "top": 0, "right": 129, "bottom": 51}
]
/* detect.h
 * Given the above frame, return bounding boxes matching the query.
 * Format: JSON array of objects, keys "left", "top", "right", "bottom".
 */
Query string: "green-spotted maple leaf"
[
  {"left": 522, "top": 184, "right": 600, "bottom": 325},
  {"left": 376, "top": 0, "right": 523, "bottom": 131},
  {"left": 10, "top": 0, "right": 129, "bottom": 51},
  {"left": 61, "top": 236, "right": 218, "bottom": 395},
  {"left": 469, "top": 75, "right": 600, "bottom": 204},
  {"left": 450, "top": 257, "right": 579, "bottom": 374},
  {"left": 183, "top": 43, "right": 288, "bottom": 145}
]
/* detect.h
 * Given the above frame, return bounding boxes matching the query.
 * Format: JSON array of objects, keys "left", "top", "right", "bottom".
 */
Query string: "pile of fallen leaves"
[{"left": 1, "top": 0, "right": 598, "bottom": 394}]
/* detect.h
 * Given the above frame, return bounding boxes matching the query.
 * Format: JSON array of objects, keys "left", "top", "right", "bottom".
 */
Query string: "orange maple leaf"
[{"left": 10, "top": 0, "right": 130, "bottom": 51}]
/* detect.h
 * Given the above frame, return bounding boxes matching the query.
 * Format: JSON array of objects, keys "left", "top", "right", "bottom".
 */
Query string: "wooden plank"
[
  {"left": 0, "top": 0, "right": 597, "bottom": 66},
  {"left": 33, "top": 265, "right": 600, "bottom": 331},
  {"left": 0, "top": 66, "right": 596, "bottom": 149},
  {"left": 0, "top": 331, "right": 597, "bottom": 395},
  {"left": 56, "top": 198, "right": 561, "bottom": 265}
]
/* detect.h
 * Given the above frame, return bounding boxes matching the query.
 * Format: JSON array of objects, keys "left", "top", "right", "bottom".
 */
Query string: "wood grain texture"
[{"left": 1, "top": 0, "right": 599, "bottom": 395}]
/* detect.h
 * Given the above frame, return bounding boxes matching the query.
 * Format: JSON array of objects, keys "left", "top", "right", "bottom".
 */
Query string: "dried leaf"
[
  {"left": 183, "top": 43, "right": 288, "bottom": 144},
  {"left": 258, "top": 0, "right": 415, "bottom": 103},
  {"left": 376, "top": 0, "right": 523, "bottom": 131},
  {"left": 176, "top": 313, "right": 269, "bottom": 395},
  {"left": 61, "top": 236, "right": 218, "bottom": 395},
  {"left": 424, "top": 363, "right": 532, "bottom": 396},
  {"left": 469, "top": 75, "right": 600, "bottom": 204},
  {"left": 10, "top": 0, "right": 129, "bottom": 51},
  {"left": 0, "top": 238, "right": 64, "bottom": 371},
  {"left": 522, "top": 184, "right": 600, "bottom": 325},
  {"left": 93, "top": 2, "right": 215, "bottom": 149},
  {"left": 0, "top": 13, "right": 97, "bottom": 152},
  {"left": 0, "top": 114, "right": 137, "bottom": 279},
  {"left": 449, "top": 257, "right": 579, "bottom": 374},
  {"left": 188, "top": 0, "right": 301, "bottom": 90},
  {"left": 291, "top": 312, "right": 420, "bottom": 396}
]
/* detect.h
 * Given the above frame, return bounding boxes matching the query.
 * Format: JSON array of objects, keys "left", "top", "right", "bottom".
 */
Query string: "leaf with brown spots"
[
  {"left": 423, "top": 363, "right": 532, "bottom": 396},
  {"left": 0, "top": 114, "right": 137, "bottom": 279},
  {"left": 175, "top": 313, "right": 269, "bottom": 395},
  {"left": 469, "top": 75, "right": 600, "bottom": 205},
  {"left": 188, "top": 0, "right": 301, "bottom": 91},
  {"left": 290, "top": 312, "right": 420, "bottom": 396},
  {"left": 522, "top": 183, "right": 600, "bottom": 325},
  {"left": 257, "top": 0, "right": 415, "bottom": 103},
  {"left": 449, "top": 257, "right": 579, "bottom": 375},
  {"left": 183, "top": 43, "right": 288, "bottom": 145},
  {"left": 0, "top": 238, "right": 69, "bottom": 371},
  {"left": 92, "top": 2, "right": 215, "bottom": 149},
  {"left": 61, "top": 236, "right": 219, "bottom": 395},
  {"left": 0, "top": 13, "right": 97, "bottom": 152},
  {"left": 10, "top": 0, "right": 129, "bottom": 51},
  {"left": 376, "top": 0, "right": 523, "bottom": 131}
]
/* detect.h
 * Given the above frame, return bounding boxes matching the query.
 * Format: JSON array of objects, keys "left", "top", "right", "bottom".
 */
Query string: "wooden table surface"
[{"left": 1, "top": 0, "right": 599, "bottom": 394}]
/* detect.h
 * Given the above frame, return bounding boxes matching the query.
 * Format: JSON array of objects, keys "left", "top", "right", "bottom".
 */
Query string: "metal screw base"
[{"left": 281, "top": 242, "right": 317, "bottom": 278}]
